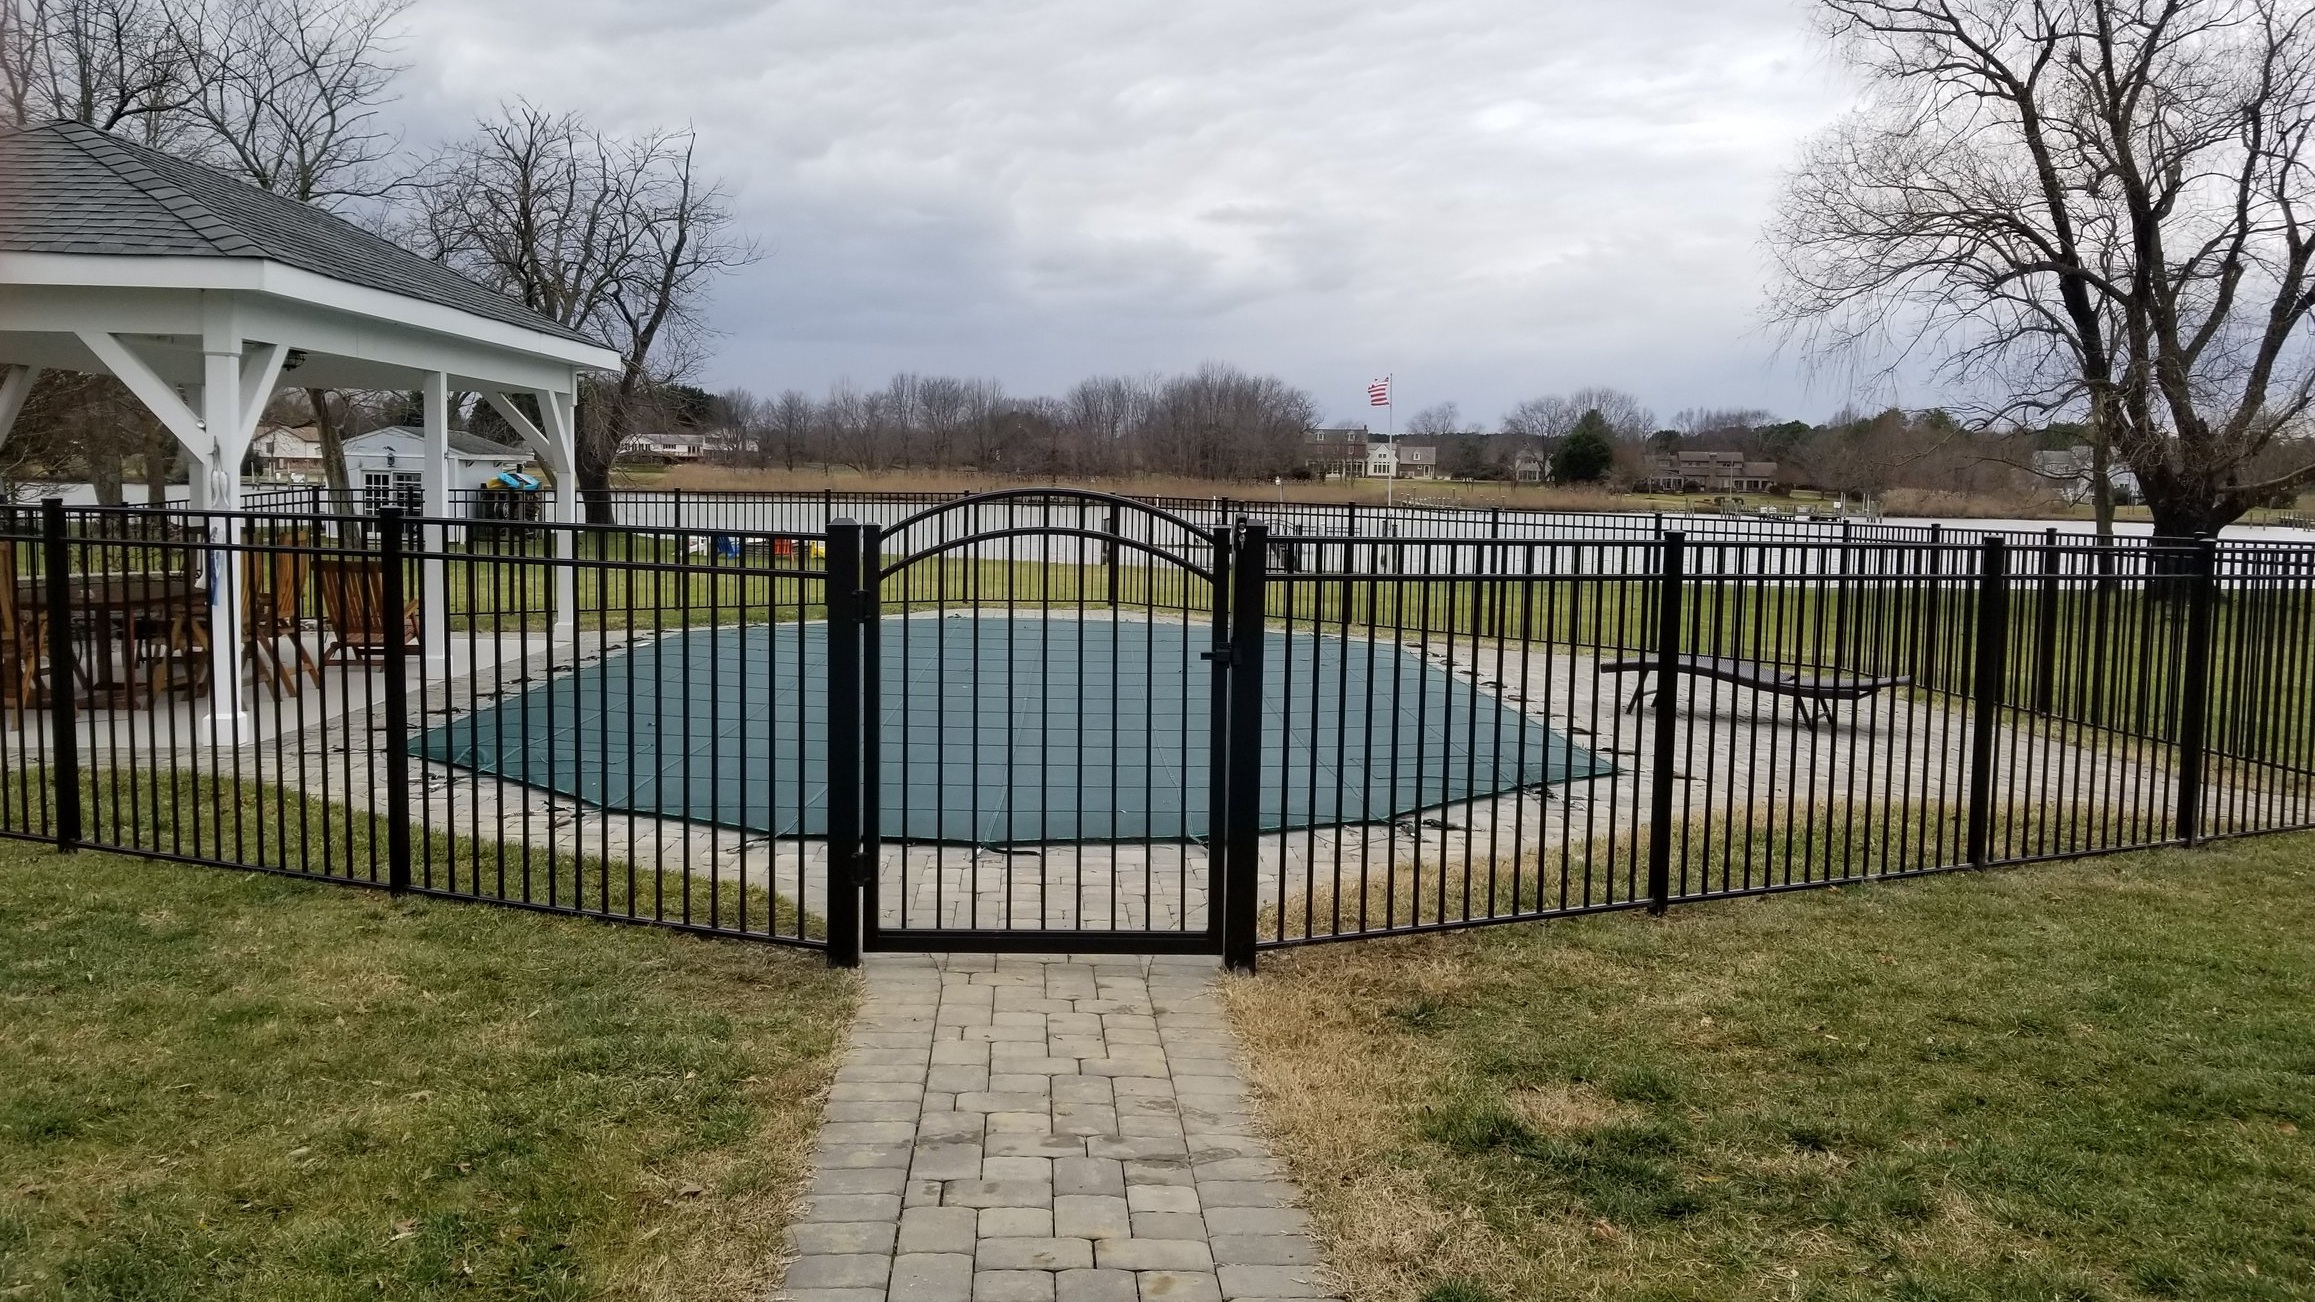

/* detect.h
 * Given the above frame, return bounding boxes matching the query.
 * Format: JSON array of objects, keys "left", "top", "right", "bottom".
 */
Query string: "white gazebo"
[{"left": 0, "top": 120, "right": 621, "bottom": 737}]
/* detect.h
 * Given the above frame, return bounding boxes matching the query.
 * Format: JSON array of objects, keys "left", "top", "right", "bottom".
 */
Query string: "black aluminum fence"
[
  {"left": 0, "top": 490, "right": 2307, "bottom": 969},
  {"left": 1243, "top": 527, "right": 2315, "bottom": 949}
]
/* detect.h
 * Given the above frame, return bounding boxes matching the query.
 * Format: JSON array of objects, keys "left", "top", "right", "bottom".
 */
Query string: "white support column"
[
  {"left": 419, "top": 372, "right": 451, "bottom": 666},
  {"left": 484, "top": 387, "right": 580, "bottom": 641},
  {"left": 200, "top": 344, "right": 247, "bottom": 742},
  {"left": 531, "top": 390, "right": 580, "bottom": 642}
]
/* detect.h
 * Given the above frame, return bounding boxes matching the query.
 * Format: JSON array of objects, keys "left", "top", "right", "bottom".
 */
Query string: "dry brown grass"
[
  {"left": 651, "top": 464, "right": 1661, "bottom": 512},
  {"left": 1878, "top": 486, "right": 2067, "bottom": 518},
  {"left": 1221, "top": 937, "right": 1527, "bottom": 1302},
  {"left": 1226, "top": 834, "right": 2315, "bottom": 1302}
]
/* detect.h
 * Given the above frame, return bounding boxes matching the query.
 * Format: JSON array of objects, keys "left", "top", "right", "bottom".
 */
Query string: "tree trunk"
[
  {"left": 87, "top": 449, "right": 124, "bottom": 506},
  {"left": 577, "top": 413, "right": 619, "bottom": 524},
  {"left": 143, "top": 424, "right": 174, "bottom": 505},
  {"left": 2086, "top": 401, "right": 2115, "bottom": 542},
  {"left": 308, "top": 388, "right": 355, "bottom": 515},
  {"left": 2145, "top": 496, "right": 2235, "bottom": 544}
]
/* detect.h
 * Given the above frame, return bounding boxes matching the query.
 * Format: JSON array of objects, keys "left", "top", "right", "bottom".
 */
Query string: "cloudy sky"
[{"left": 400, "top": 0, "right": 1873, "bottom": 430}]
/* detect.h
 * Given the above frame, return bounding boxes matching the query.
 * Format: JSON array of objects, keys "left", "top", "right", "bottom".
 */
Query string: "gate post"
[
  {"left": 2174, "top": 536, "right": 2218, "bottom": 846},
  {"left": 40, "top": 499, "right": 79, "bottom": 852},
  {"left": 1646, "top": 532, "right": 1684, "bottom": 915},
  {"left": 381, "top": 508, "right": 412, "bottom": 895},
  {"left": 858, "top": 523, "right": 884, "bottom": 941},
  {"left": 824, "top": 521, "right": 866, "bottom": 968},
  {"left": 1965, "top": 537, "right": 2009, "bottom": 868},
  {"left": 1221, "top": 523, "right": 1268, "bottom": 973}
]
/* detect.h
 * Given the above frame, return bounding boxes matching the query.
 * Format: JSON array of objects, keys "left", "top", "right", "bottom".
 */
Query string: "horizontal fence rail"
[
  {"left": 233, "top": 481, "right": 2315, "bottom": 552},
  {"left": 0, "top": 491, "right": 2306, "bottom": 968}
]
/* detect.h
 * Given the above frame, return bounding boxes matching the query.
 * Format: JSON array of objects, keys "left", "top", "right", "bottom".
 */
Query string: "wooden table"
[{"left": 18, "top": 571, "right": 204, "bottom": 707}]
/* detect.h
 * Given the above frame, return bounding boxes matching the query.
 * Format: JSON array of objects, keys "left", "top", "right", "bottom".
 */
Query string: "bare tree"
[
  {"left": 1135, "top": 364, "right": 1315, "bottom": 479},
  {"left": 1403, "top": 402, "right": 1466, "bottom": 437},
  {"left": 411, "top": 102, "right": 757, "bottom": 521},
  {"left": 1504, "top": 388, "right": 1654, "bottom": 440},
  {"left": 1772, "top": 0, "right": 2315, "bottom": 539},
  {"left": 1499, "top": 395, "right": 1578, "bottom": 441},
  {"left": 0, "top": 0, "right": 200, "bottom": 139},
  {"left": 186, "top": 0, "right": 406, "bottom": 206}
]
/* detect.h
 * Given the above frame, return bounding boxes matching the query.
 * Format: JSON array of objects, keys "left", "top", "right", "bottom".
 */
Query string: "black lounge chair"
[{"left": 1599, "top": 655, "right": 1911, "bottom": 728}]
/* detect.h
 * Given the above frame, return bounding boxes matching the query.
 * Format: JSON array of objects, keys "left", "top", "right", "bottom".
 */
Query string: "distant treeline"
[{"left": 704, "top": 372, "right": 2145, "bottom": 503}]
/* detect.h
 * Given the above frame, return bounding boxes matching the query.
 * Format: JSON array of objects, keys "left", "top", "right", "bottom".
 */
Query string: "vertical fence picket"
[
  {"left": 1222, "top": 522, "right": 1268, "bottom": 972},
  {"left": 1966, "top": 537, "right": 2009, "bottom": 867},
  {"left": 2175, "top": 536, "right": 2218, "bottom": 846},
  {"left": 1647, "top": 531, "right": 1685, "bottom": 915}
]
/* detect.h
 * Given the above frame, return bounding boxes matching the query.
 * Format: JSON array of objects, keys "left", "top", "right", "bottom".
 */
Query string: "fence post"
[
  {"left": 2174, "top": 535, "right": 2218, "bottom": 846},
  {"left": 380, "top": 508, "right": 412, "bottom": 895},
  {"left": 40, "top": 499, "right": 79, "bottom": 852},
  {"left": 1647, "top": 531, "right": 1685, "bottom": 915},
  {"left": 1965, "top": 537, "right": 2009, "bottom": 868},
  {"left": 824, "top": 520, "right": 865, "bottom": 968},
  {"left": 2033, "top": 527, "right": 2061, "bottom": 714},
  {"left": 1221, "top": 522, "right": 1268, "bottom": 973}
]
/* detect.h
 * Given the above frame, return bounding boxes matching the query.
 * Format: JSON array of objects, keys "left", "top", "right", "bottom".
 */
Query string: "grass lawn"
[
  {"left": 1227, "top": 834, "right": 2315, "bottom": 1302},
  {"left": 0, "top": 842, "right": 852, "bottom": 1301}
]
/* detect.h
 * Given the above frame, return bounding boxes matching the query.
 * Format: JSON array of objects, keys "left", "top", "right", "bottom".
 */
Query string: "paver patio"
[{"left": 776, "top": 953, "right": 1338, "bottom": 1302}]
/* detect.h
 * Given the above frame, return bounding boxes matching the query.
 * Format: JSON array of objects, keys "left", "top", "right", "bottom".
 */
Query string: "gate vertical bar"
[
  {"left": 1966, "top": 537, "right": 2009, "bottom": 868},
  {"left": 2033, "top": 528, "right": 2060, "bottom": 714},
  {"left": 40, "top": 498, "right": 78, "bottom": 851},
  {"left": 2174, "top": 536, "right": 2217, "bottom": 846},
  {"left": 1222, "top": 522, "right": 1268, "bottom": 972},
  {"left": 824, "top": 520, "right": 865, "bottom": 966},
  {"left": 858, "top": 523, "right": 884, "bottom": 946},
  {"left": 380, "top": 508, "right": 412, "bottom": 895},
  {"left": 1647, "top": 532, "right": 1685, "bottom": 915}
]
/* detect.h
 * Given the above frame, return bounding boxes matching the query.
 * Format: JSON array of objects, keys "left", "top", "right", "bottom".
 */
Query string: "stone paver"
[{"left": 775, "top": 954, "right": 1338, "bottom": 1302}]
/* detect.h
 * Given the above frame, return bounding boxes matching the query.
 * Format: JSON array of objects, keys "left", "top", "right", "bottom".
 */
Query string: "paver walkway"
[{"left": 777, "top": 953, "right": 1339, "bottom": 1302}]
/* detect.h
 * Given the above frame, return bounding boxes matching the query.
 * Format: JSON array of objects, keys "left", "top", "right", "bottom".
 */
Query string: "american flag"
[{"left": 1367, "top": 378, "right": 1391, "bottom": 407}]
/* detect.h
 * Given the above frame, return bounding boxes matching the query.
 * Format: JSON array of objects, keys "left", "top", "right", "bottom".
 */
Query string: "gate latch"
[{"left": 1200, "top": 648, "right": 1233, "bottom": 667}]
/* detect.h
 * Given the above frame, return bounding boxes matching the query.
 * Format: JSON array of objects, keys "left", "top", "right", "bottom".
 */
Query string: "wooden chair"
[
  {"left": 145, "top": 541, "right": 324, "bottom": 701},
  {"left": 316, "top": 555, "right": 422, "bottom": 663},
  {"left": 245, "top": 536, "right": 323, "bottom": 694},
  {"left": 134, "top": 551, "right": 221, "bottom": 701},
  {"left": 0, "top": 542, "right": 48, "bottom": 722}
]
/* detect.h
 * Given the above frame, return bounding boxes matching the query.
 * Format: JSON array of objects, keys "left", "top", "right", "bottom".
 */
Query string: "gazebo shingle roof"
[{"left": 0, "top": 119, "right": 604, "bottom": 350}]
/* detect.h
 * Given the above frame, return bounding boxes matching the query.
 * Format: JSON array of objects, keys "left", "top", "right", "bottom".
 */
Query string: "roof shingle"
[{"left": 0, "top": 120, "right": 606, "bottom": 351}]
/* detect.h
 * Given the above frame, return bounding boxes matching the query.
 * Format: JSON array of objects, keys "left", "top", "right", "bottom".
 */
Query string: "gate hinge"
[{"left": 1200, "top": 648, "right": 1232, "bottom": 666}]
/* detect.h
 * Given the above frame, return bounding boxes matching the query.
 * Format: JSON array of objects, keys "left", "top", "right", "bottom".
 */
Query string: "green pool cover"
[{"left": 419, "top": 615, "right": 1612, "bottom": 844}]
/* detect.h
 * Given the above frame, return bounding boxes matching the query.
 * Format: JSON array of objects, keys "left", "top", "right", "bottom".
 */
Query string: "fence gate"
[{"left": 821, "top": 491, "right": 1258, "bottom": 957}]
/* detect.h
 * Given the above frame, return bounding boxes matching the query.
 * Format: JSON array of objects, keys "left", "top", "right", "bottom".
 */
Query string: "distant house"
[
  {"left": 1642, "top": 449, "right": 1779, "bottom": 494},
  {"left": 1304, "top": 426, "right": 1372, "bottom": 478},
  {"left": 344, "top": 426, "right": 534, "bottom": 512},
  {"left": 247, "top": 424, "right": 324, "bottom": 481},
  {"left": 1365, "top": 441, "right": 1439, "bottom": 480},
  {"left": 624, "top": 429, "right": 706, "bottom": 463},
  {"left": 2032, "top": 446, "right": 2142, "bottom": 504}
]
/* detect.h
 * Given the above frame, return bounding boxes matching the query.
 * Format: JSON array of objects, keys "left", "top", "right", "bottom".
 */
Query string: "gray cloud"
[{"left": 399, "top": 0, "right": 1876, "bottom": 427}]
